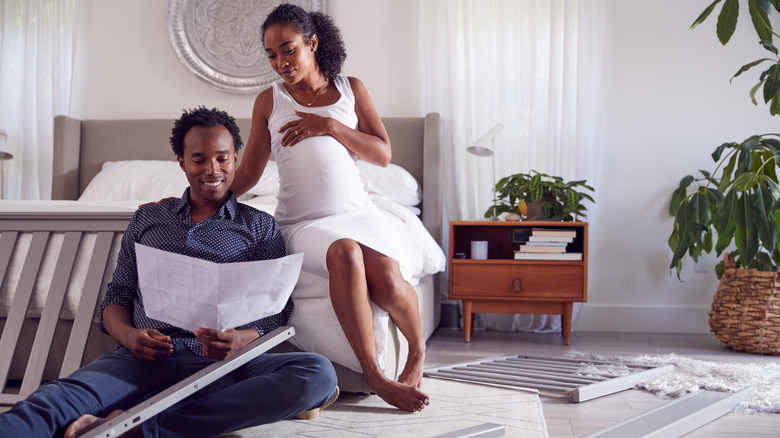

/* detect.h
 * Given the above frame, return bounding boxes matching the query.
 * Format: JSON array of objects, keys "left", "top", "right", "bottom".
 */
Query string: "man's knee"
[{"left": 306, "top": 353, "right": 337, "bottom": 385}]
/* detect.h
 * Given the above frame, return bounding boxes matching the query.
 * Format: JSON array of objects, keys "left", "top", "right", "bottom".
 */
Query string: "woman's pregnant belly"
[{"left": 274, "top": 136, "right": 369, "bottom": 223}]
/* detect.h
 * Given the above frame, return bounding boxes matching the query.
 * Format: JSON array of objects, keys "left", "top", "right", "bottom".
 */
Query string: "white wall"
[
  {"left": 577, "top": 0, "right": 778, "bottom": 332},
  {"left": 70, "top": 0, "right": 420, "bottom": 119},
  {"left": 69, "top": 0, "right": 778, "bottom": 333}
]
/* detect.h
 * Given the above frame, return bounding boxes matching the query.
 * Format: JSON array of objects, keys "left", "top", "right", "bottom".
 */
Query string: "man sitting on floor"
[{"left": 0, "top": 107, "right": 338, "bottom": 438}]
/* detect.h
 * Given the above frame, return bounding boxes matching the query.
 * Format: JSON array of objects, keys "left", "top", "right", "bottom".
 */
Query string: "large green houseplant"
[
  {"left": 668, "top": 0, "right": 780, "bottom": 355},
  {"left": 484, "top": 170, "right": 594, "bottom": 221},
  {"left": 668, "top": 134, "right": 780, "bottom": 278},
  {"left": 669, "top": 0, "right": 780, "bottom": 278}
]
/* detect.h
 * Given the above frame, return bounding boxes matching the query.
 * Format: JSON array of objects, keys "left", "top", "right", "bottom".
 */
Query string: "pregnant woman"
[{"left": 229, "top": 3, "right": 429, "bottom": 412}]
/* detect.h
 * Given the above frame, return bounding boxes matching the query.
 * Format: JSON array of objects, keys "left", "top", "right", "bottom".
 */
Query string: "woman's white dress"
[{"left": 267, "top": 75, "right": 408, "bottom": 371}]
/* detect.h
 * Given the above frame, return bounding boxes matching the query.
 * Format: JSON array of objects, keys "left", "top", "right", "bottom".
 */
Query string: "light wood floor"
[{"left": 424, "top": 329, "right": 780, "bottom": 437}]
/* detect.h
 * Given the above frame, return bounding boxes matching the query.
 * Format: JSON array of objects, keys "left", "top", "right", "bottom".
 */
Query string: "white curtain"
[
  {"left": 419, "top": 0, "right": 605, "bottom": 332},
  {"left": 0, "top": 0, "right": 79, "bottom": 200}
]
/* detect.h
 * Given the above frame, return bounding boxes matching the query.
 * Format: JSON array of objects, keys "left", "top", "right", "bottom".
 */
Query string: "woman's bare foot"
[
  {"left": 64, "top": 410, "right": 133, "bottom": 438},
  {"left": 365, "top": 368, "right": 430, "bottom": 412},
  {"left": 397, "top": 346, "right": 425, "bottom": 388}
]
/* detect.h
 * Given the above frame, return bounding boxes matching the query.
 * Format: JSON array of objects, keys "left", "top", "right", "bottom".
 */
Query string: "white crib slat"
[
  {"left": 19, "top": 232, "right": 82, "bottom": 396},
  {"left": 0, "top": 231, "right": 20, "bottom": 288},
  {"left": 0, "top": 232, "right": 50, "bottom": 392},
  {"left": 60, "top": 231, "right": 114, "bottom": 377}
]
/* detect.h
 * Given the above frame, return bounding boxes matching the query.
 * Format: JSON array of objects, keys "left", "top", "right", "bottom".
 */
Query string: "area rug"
[
  {"left": 568, "top": 351, "right": 780, "bottom": 414},
  {"left": 220, "top": 377, "right": 548, "bottom": 437}
]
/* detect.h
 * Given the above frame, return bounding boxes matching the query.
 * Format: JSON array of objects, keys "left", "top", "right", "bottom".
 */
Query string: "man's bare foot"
[
  {"left": 365, "top": 369, "right": 430, "bottom": 412},
  {"left": 397, "top": 346, "right": 425, "bottom": 388},
  {"left": 64, "top": 410, "right": 128, "bottom": 438}
]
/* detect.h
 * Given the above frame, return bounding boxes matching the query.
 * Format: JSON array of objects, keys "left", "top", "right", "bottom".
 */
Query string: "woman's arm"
[
  {"left": 279, "top": 77, "right": 392, "bottom": 167},
  {"left": 230, "top": 89, "right": 275, "bottom": 197}
]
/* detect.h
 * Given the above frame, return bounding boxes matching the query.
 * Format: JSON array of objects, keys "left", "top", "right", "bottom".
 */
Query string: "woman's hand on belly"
[{"left": 279, "top": 111, "right": 333, "bottom": 146}]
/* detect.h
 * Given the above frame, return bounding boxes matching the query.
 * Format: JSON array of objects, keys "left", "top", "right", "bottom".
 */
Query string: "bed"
[{"left": 0, "top": 113, "right": 445, "bottom": 403}]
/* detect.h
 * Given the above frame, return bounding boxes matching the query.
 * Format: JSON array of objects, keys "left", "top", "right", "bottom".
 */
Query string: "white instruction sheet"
[{"left": 135, "top": 243, "right": 303, "bottom": 332}]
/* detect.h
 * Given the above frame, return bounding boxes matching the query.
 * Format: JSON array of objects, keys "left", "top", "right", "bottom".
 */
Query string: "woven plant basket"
[{"left": 708, "top": 253, "right": 780, "bottom": 355}]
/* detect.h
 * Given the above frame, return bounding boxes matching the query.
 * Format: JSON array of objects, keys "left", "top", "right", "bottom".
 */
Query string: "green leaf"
[
  {"left": 695, "top": 191, "right": 713, "bottom": 224},
  {"left": 734, "top": 193, "right": 760, "bottom": 264},
  {"left": 757, "top": 0, "right": 773, "bottom": 13},
  {"left": 764, "top": 63, "right": 780, "bottom": 103},
  {"left": 772, "top": 0, "right": 780, "bottom": 14},
  {"left": 753, "top": 252, "right": 775, "bottom": 270},
  {"left": 717, "top": 0, "right": 740, "bottom": 45},
  {"left": 749, "top": 0, "right": 774, "bottom": 42},
  {"left": 679, "top": 174, "right": 695, "bottom": 189},
  {"left": 761, "top": 40, "right": 779, "bottom": 55},
  {"left": 669, "top": 187, "right": 686, "bottom": 216},
  {"left": 751, "top": 80, "right": 766, "bottom": 105},
  {"left": 712, "top": 142, "right": 736, "bottom": 162},
  {"left": 691, "top": 0, "right": 723, "bottom": 30},
  {"left": 732, "top": 58, "right": 774, "bottom": 83},
  {"left": 761, "top": 137, "right": 780, "bottom": 153},
  {"left": 719, "top": 153, "right": 739, "bottom": 192},
  {"left": 771, "top": 93, "right": 780, "bottom": 115},
  {"left": 715, "top": 259, "right": 726, "bottom": 278},
  {"left": 706, "top": 187, "right": 725, "bottom": 208},
  {"left": 764, "top": 174, "right": 780, "bottom": 198},
  {"left": 734, "top": 171, "right": 760, "bottom": 191},
  {"left": 702, "top": 229, "right": 714, "bottom": 254},
  {"left": 715, "top": 189, "right": 739, "bottom": 253},
  {"left": 751, "top": 187, "right": 775, "bottom": 249},
  {"left": 670, "top": 230, "right": 692, "bottom": 273}
]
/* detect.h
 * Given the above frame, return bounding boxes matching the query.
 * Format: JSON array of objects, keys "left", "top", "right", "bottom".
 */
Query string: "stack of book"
[{"left": 514, "top": 228, "right": 583, "bottom": 260}]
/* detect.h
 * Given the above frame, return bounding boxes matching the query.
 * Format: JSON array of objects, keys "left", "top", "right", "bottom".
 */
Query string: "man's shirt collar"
[{"left": 175, "top": 187, "right": 238, "bottom": 220}]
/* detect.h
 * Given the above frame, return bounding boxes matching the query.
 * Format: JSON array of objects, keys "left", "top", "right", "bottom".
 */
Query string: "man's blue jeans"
[{"left": 0, "top": 340, "right": 337, "bottom": 437}]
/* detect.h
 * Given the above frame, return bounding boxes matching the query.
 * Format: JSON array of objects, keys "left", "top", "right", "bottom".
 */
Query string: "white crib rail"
[{"left": 0, "top": 211, "right": 132, "bottom": 404}]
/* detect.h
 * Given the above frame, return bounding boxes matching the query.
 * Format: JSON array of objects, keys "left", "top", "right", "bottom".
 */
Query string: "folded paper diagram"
[{"left": 135, "top": 243, "right": 303, "bottom": 332}]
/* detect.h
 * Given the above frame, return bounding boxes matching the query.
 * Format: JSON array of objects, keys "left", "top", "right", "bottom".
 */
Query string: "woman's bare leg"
[
  {"left": 361, "top": 247, "right": 426, "bottom": 388},
  {"left": 326, "top": 239, "right": 429, "bottom": 412}
]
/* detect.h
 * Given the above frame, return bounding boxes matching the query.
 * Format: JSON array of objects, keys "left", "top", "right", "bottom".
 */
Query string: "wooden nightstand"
[{"left": 448, "top": 220, "right": 588, "bottom": 344}]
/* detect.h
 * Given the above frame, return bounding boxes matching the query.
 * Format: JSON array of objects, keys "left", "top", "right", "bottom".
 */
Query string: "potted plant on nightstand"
[
  {"left": 484, "top": 170, "right": 594, "bottom": 221},
  {"left": 668, "top": 0, "right": 780, "bottom": 354}
]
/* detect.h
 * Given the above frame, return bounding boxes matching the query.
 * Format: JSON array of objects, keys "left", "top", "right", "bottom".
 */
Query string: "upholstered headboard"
[{"left": 52, "top": 113, "right": 443, "bottom": 244}]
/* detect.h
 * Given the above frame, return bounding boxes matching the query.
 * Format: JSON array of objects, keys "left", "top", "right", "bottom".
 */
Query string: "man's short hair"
[{"left": 170, "top": 107, "right": 243, "bottom": 157}]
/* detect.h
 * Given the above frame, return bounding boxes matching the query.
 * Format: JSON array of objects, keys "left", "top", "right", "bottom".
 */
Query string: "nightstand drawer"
[{"left": 451, "top": 263, "right": 584, "bottom": 299}]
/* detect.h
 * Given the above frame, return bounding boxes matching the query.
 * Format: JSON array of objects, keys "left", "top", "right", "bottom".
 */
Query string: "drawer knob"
[{"left": 513, "top": 279, "right": 521, "bottom": 292}]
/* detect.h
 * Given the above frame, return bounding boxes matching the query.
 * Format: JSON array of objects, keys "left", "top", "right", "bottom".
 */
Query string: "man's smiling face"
[{"left": 178, "top": 125, "right": 237, "bottom": 206}]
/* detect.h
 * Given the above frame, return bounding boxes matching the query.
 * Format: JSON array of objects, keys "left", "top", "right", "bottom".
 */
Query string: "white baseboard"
[{"left": 573, "top": 305, "right": 712, "bottom": 334}]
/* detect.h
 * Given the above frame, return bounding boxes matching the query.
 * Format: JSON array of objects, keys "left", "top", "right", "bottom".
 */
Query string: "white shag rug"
[
  {"left": 568, "top": 351, "right": 780, "bottom": 414},
  {"left": 219, "top": 377, "right": 548, "bottom": 437}
]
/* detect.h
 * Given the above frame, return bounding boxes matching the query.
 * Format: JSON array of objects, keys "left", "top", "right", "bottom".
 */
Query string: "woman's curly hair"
[
  {"left": 261, "top": 3, "right": 347, "bottom": 81},
  {"left": 169, "top": 106, "right": 243, "bottom": 157}
]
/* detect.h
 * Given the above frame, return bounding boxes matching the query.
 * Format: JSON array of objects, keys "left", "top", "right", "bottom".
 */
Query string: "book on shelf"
[
  {"left": 524, "top": 240, "right": 569, "bottom": 246},
  {"left": 528, "top": 235, "right": 574, "bottom": 243},
  {"left": 517, "top": 245, "right": 567, "bottom": 253},
  {"left": 531, "top": 228, "right": 577, "bottom": 238},
  {"left": 514, "top": 252, "right": 583, "bottom": 261}
]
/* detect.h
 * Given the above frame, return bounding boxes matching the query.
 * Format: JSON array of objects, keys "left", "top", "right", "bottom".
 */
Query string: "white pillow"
[
  {"left": 79, "top": 160, "right": 188, "bottom": 202},
  {"left": 242, "top": 160, "right": 280, "bottom": 197},
  {"left": 79, "top": 159, "right": 422, "bottom": 207},
  {"left": 357, "top": 161, "right": 421, "bottom": 207}
]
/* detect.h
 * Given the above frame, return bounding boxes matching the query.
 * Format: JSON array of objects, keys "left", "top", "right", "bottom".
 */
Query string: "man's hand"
[
  {"left": 195, "top": 328, "right": 259, "bottom": 360},
  {"left": 124, "top": 328, "right": 173, "bottom": 363}
]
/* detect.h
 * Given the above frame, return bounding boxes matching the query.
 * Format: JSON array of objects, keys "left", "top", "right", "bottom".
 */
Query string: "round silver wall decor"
[{"left": 167, "top": 0, "right": 328, "bottom": 94}]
